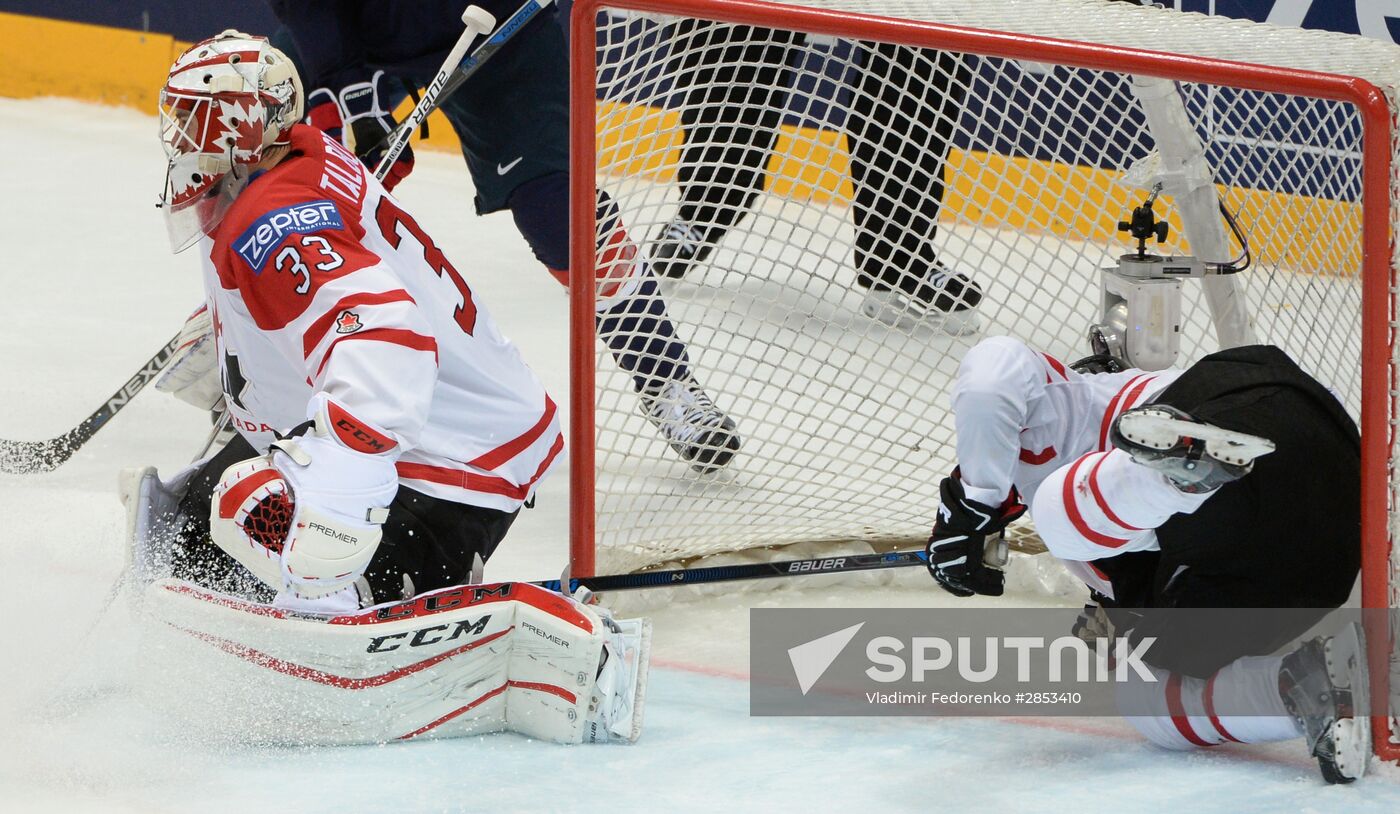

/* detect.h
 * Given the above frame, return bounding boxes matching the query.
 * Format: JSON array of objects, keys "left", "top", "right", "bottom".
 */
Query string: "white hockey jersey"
[
  {"left": 199, "top": 125, "right": 562, "bottom": 512},
  {"left": 952, "top": 336, "right": 1182, "bottom": 508},
  {"left": 951, "top": 337, "right": 1190, "bottom": 591}
]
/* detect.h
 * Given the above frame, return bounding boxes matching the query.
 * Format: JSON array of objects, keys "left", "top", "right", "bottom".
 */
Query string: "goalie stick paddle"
[
  {"left": 0, "top": 334, "right": 180, "bottom": 474},
  {"left": 535, "top": 550, "right": 933, "bottom": 594}
]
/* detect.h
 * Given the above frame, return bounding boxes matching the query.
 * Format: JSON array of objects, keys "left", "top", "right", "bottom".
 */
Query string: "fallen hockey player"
[
  {"left": 923, "top": 335, "right": 1368, "bottom": 783},
  {"left": 124, "top": 30, "right": 648, "bottom": 745}
]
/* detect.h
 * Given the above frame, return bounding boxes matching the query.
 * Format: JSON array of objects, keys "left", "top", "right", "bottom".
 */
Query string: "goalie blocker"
[{"left": 123, "top": 468, "right": 651, "bottom": 746}]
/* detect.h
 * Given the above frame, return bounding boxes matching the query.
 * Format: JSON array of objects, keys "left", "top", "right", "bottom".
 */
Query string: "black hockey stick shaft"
[
  {"left": 367, "top": 0, "right": 555, "bottom": 162},
  {"left": 535, "top": 549, "right": 932, "bottom": 594},
  {"left": 0, "top": 334, "right": 180, "bottom": 474}
]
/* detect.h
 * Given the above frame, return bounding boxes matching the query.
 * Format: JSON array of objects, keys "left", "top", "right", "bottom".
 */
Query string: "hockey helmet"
[{"left": 158, "top": 30, "right": 303, "bottom": 253}]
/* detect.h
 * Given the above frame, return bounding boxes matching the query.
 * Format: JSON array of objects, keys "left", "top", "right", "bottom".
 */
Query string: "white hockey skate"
[
  {"left": 639, "top": 374, "right": 742, "bottom": 472},
  {"left": 119, "top": 465, "right": 195, "bottom": 584},
  {"left": 585, "top": 614, "right": 653, "bottom": 744},
  {"left": 860, "top": 263, "right": 982, "bottom": 336},
  {"left": 1110, "top": 405, "right": 1275, "bottom": 492},
  {"left": 1279, "top": 622, "right": 1371, "bottom": 784}
]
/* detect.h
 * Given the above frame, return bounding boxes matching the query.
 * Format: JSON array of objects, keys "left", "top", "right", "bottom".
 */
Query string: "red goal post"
[{"left": 568, "top": 0, "right": 1397, "bottom": 761}]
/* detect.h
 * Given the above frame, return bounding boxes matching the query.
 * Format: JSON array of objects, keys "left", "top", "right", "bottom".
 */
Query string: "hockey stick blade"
[
  {"left": 535, "top": 549, "right": 932, "bottom": 594},
  {"left": 0, "top": 334, "right": 180, "bottom": 474}
]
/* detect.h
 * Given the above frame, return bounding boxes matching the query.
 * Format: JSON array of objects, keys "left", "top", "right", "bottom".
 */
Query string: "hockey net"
[{"left": 569, "top": 0, "right": 1399, "bottom": 757}]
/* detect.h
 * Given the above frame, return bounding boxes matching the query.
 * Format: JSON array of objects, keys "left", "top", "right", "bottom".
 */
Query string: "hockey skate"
[
  {"left": 860, "top": 263, "right": 983, "bottom": 335},
  {"left": 1278, "top": 622, "right": 1370, "bottom": 784},
  {"left": 651, "top": 217, "right": 717, "bottom": 279},
  {"left": 1110, "top": 404, "right": 1275, "bottom": 493},
  {"left": 639, "top": 374, "right": 742, "bottom": 472},
  {"left": 120, "top": 465, "right": 195, "bottom": 584},
  {"left": 585, "top": 614, "right": 653, "bottom": 744}
]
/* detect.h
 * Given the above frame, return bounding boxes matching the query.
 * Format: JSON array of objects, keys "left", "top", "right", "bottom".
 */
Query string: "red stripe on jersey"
[
  {"left": 1119, "top": 378, "right": 1154, "bottom": 414},
  {"left": 216, "top": 467, "right": 282, "bottom": 520},
  {"left": 1166, "top": 673, "right": 1214, "bottom": 747},
  {"left": 1019, "top": 445, "right": 1057, "bottom": 465},
  {"left": 1061, "top": 455, "right": 1130, "bottom": 549},
  {"left": 314, "top": 328, "right": 439, "bottom": 378},
  {"left": 1098, "top": 375, "right": 1150, "bottom": 451},
  {"left": 465, "top": 396, "right": 558, "bottom": 471},
  {"left": 326, "top": 402, "right": 398, "bottom": 455},
  {"left": 303, "top": 289, "right": 416, "bottom": 357},
  {"left": 1087, "top": 453, "right": 1145, "bottom": 533},
  {"left": 1041, "top": 352, "right": 1069, "bottom": 381},
  {"left": 1203, "top": 673, "right": 1244, "bottom": 743},
  {"left": 397, "top": 433, "right": 564, "bottom": 502}
]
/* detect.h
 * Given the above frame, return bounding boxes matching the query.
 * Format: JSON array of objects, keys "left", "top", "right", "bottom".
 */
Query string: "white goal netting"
[{"left": 578, "top": 0, "right": 1400, "bottom": 752}]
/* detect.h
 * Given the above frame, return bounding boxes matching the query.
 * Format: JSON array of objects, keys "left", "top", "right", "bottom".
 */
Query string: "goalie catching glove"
[
  {"left": 210, "top": 399, "right": 399, "bottom": 600},
  {"left": 925, "top": 472, "right": 1026, "bottom": 597}
]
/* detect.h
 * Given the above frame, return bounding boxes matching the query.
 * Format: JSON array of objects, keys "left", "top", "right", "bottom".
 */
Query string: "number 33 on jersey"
[{"left": 200, "top": 124, "right": 562, "bottom": 513}]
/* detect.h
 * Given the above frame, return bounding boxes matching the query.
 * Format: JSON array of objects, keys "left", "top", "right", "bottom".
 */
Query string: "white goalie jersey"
[
  {"left": 952, "top": 337, "right": 1188, "bottom": 593},
  {"left": 199, "top": 125, "right": 562, "bottom": 512}
]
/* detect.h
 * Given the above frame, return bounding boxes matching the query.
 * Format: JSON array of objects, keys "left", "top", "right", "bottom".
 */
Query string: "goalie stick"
[
  {"left": 0, "top": 335, "right": 180, "bottom": 474},
  {"left": 540, "top": 528, "right": 1052, "bottom": 593}
]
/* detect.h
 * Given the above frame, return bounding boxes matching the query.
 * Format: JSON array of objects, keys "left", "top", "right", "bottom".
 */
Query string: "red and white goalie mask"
[{"left": 158, "top": 30, "right": 303, "bottom": 253}]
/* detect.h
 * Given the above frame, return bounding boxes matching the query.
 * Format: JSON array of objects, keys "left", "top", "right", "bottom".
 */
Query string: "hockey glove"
[
  {"left": 307, "top": 70, "right": 414, "bottom": 191},
  {"left": 925, "top": 473, "right": 1026, "bottom": 597},
  {"left": 210, "top": 401, "right": 399, "bottom": 600},
  {"left": 155, "top": 304, "right": 223, "bottom": 410}
]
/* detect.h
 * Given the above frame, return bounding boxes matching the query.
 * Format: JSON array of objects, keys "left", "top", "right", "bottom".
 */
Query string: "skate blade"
[
  {"left": 1322, "top": 622, "right": 1370, "bottom": 782},
  {"left": 1117, "top": 411, "right": 1276, "bottom": 465}
]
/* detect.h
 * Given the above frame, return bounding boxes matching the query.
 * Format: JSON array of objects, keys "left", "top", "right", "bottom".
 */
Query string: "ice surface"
[{"left": 1, "top": 98, "right": 1397, "bottom": 812}]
